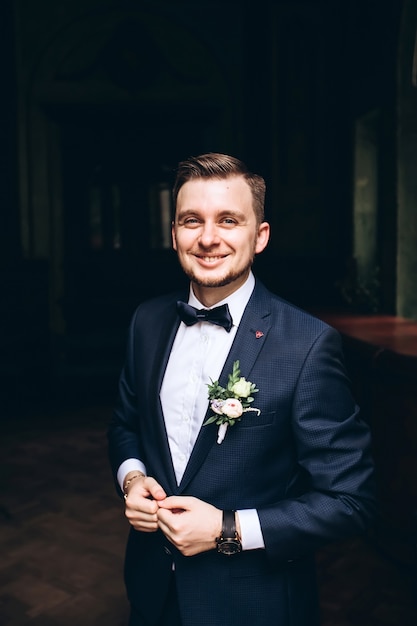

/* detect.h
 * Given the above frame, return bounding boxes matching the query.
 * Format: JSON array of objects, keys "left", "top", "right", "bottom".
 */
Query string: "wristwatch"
[{"left": 216, "top": 510, "right": 242, "bottom": 555}]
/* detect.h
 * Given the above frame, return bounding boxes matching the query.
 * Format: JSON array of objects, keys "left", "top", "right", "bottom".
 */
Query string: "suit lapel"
[
  {"left": 148, "top": 299, "right": 184, "bottom": 494},
  {"left": 178, "top": 282, "right": 273, "bottom": 493}
]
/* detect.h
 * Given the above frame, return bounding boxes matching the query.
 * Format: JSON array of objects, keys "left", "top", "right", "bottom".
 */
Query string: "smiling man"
[
  {"left": 172, "top": 175, "right": 269, "bottom": 302},
  {"left": 108, "top": 153, "right": 376, "bottom": 626}
]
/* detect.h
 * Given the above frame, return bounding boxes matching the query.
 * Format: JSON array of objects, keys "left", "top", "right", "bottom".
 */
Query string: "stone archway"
[{"left": 18, "top": 4, "right": 235, "bottom": 337}]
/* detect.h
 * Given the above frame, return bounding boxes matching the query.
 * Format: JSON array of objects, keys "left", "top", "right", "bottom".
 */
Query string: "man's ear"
[
  {"left": 171, "top": 222, "right": 177, "bottom": 251},
  {"left": 255, "top": 222, "right": 270, "bottom": 254}
]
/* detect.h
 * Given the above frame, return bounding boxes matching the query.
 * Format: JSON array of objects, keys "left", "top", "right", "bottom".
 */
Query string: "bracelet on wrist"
[{"left": 123, "top": 472, "right": 145, "bottom": 496}]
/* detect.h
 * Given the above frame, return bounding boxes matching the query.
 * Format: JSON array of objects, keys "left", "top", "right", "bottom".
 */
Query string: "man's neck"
[{"left": 191, "top": 273, "right": 251, "bottom": 308}]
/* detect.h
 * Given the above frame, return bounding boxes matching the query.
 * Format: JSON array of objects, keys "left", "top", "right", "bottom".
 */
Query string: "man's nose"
[{"left": 199, "top": 222, "right": 220, "bottom": 246}]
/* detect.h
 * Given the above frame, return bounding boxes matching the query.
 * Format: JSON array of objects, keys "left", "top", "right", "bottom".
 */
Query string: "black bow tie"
[{"left": 176, "top": 301, "right": 233, "bottom": 332}]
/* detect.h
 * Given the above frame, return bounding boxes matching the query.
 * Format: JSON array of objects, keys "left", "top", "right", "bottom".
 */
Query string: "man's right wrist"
[{"left": 123, "top": 471, "right": 145, "bottom": 495}]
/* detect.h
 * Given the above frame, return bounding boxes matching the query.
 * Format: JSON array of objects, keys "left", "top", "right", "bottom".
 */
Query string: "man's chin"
[
  {"left": 187, "top": 275, "right": 229, "bottom": 289},
  {"left": 184, "top": 268, "right": 251, "bottom": 289}
]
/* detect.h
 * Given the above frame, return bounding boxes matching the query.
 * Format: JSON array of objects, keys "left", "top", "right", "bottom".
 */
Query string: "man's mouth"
[{"left": 198, "top": 255, "right": 225, "bottom": 264}]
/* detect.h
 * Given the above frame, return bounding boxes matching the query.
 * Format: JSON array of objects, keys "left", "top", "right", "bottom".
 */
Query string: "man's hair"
[{"left": 172, "top": 153, "right": 266, "bottom": 223}]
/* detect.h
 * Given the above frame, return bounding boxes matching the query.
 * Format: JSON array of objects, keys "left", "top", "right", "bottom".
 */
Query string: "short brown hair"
[{"left": 172, "top": 153, "right": 266, "bottom": 223}]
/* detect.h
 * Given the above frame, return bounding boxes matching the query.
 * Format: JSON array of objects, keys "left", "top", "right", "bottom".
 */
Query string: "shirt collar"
[{"left": 188, "top": 271, "right": 255, "bottom": 329}]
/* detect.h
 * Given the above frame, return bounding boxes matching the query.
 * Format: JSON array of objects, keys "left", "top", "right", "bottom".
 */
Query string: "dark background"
[{"left": 0, "top": 0, "right": 414, "bottom": 414}]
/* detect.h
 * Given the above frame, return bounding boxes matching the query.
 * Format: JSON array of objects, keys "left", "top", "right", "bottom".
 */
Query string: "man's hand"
[
  {"left": 157, "top": 496, "right": 222, "bottom": 556},
  {"left": 124, "top": 474, "right": 167, "bottom": 533}
]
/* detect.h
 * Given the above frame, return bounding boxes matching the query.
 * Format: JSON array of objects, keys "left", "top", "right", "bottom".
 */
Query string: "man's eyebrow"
[
  {"left": 177, "top": 208, "right": 246, "bottom": 218},
  {"left": 176, "top": 208, "right": 199, "bottom": 216}
]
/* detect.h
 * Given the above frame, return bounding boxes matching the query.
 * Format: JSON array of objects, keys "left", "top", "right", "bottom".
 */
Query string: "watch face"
[{"left": 218, "top": 539, "right": 242, "bottom": 555}]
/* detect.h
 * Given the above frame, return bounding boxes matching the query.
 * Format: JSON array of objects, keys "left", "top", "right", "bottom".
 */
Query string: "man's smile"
[{"left": 195, "top": 255, "right": 228, "bottom": 264}]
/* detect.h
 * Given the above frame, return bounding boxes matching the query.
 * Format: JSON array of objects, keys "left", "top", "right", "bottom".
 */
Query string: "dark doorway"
[{"left": 58, "top": 106, "right": 214, "bottom": 335}]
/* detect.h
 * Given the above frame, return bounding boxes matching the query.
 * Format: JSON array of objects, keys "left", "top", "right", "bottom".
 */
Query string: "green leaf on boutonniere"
[{"left": 204, "top": 360, "right": 261, "bottom": 444}]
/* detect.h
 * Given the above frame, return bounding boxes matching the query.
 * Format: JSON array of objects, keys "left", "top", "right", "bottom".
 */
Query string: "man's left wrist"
[{"left": 215, "top": 510, "right": 242, "bottom": 555}]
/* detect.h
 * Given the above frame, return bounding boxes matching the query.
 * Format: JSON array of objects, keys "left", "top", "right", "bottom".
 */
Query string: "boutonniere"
[{"left": 203, "top": 360, "right": 260, "bottom": 444}]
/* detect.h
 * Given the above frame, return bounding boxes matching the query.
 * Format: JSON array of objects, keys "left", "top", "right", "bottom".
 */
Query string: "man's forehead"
[{"left": 177, "top": 176, "right": 251, "bottom": 199}]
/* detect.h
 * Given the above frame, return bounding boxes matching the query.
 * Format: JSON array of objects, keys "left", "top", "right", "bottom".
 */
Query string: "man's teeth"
[{"left": 202, "top": 256, "right": 222, "bottom": 263}]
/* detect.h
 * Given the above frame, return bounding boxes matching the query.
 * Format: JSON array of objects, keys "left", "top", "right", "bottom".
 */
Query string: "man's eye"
[
  {"left": 221, "top": 218, "right": 236, "bottom": 225},
  {"left": 183, "top": 217, "right": 200, "bottom": 225}
]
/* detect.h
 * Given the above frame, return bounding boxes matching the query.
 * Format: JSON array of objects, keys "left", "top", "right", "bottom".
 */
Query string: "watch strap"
[{"left": 222, "top": 510, "right": 237, "bottom": 539}]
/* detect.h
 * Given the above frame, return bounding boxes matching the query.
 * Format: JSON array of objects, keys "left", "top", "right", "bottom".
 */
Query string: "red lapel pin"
[{"left": 255, "top": 330, "right": 264, "bottom": 339}]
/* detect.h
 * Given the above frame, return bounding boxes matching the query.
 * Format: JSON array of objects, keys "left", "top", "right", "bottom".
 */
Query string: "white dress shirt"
[{"left": 118, "top": 271, "right": 264, "bottom": 550}]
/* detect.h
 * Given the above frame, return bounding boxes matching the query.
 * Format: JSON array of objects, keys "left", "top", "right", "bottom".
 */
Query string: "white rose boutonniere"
[{"left": 203, "top": 360, "right": 260, "bottom": 444}]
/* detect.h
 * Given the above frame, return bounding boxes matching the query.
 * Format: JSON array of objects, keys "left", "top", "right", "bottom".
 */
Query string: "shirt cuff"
[
  {"left": 117, "top": 458, "right": 147, "bottom": 491},
  {"left": 236, "top": 509, "right": 265, "bottom": 550}
]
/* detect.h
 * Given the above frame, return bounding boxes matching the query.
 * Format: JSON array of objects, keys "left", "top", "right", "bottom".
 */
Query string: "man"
[{"left": 108, "top": 153, "right": 375, "bottom": 626}]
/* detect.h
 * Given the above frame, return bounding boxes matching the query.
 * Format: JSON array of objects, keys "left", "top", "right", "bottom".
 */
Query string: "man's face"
[{"left": 172, "top": 176, "right": 269, "bottom": 305}]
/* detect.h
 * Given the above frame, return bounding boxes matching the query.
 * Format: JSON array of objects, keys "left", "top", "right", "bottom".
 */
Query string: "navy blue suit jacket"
[{"left": 108, "top": 279, "right": 376, "bottom": 626}]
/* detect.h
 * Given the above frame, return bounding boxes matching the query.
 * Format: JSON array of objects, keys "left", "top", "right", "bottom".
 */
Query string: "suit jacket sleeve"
[
  {"left": 108, "top": 307, "right": 147, "bottom": 494},
  {"left": 257, "top": 324, "right": 376, "bottom": 561}
]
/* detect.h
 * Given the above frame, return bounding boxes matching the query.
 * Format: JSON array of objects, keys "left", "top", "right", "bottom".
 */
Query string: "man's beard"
[{"left": 180, "top": 256, "right": 255, "bottom": 289}]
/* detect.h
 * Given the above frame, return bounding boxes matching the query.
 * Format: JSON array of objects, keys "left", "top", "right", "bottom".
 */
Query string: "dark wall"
[
  {"left": 0, "top": 0, "right": 406, "bottom": 413},
  {"left": 0, "top": 0, "right": 19, "bottom": 265}
]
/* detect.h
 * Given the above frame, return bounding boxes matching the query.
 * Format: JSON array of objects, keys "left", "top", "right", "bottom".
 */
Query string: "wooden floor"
[{"left": 1, "top": 404, "right": 416, "bottom": 626}]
